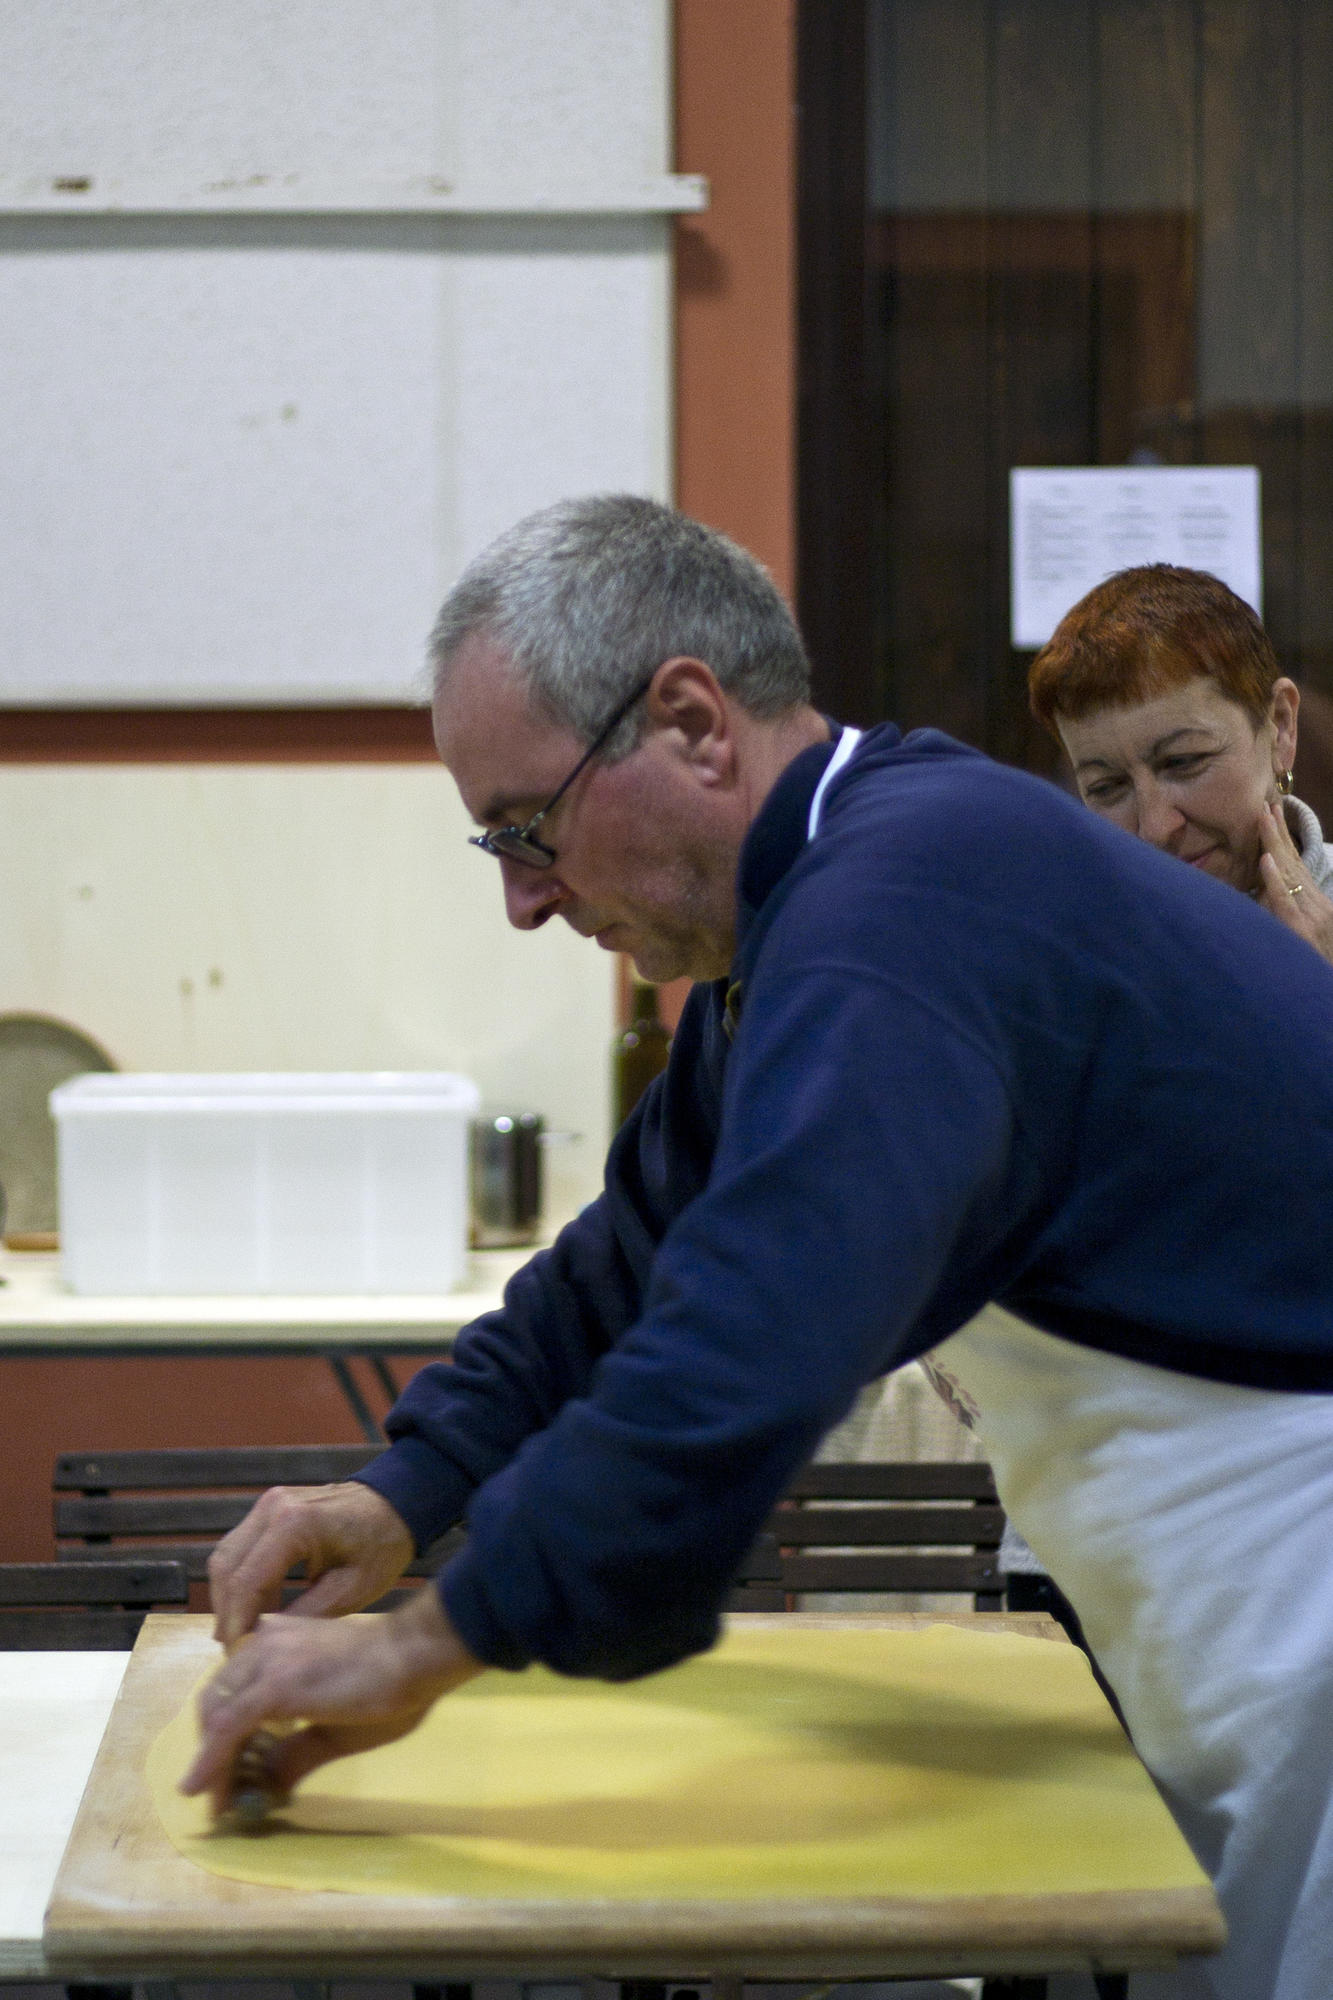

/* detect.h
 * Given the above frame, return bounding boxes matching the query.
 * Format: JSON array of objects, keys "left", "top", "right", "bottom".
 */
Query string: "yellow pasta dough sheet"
[{"left": 148, "top": 1622, "right": 1208, "bottom": 1901}]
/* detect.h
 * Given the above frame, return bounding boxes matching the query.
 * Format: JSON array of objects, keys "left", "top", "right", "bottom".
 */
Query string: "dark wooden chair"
[
  {"left": 768, "top": 1458, "right": 1005, "bottom": 1608},
  {"left": 55, "top": 1443, "right": 377, "bottom": 1573},
  {"left": 53, "top": 1444, "right": 460, "bottom": 1608},
  {"left": 55, "top": 1446, "right": 1005, "bottom": 1613},
  {"left": 0, "top": 1558, "right": 188, "bottom": 1648}
]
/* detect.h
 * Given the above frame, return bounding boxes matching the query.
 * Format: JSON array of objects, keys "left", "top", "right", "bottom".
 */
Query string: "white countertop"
[
  {"left": 0, "top": 1243, "right": 536, "bottom": 1351},
  {"left": 0, "top": 1648, "right": 129, "bottom": 1976}
]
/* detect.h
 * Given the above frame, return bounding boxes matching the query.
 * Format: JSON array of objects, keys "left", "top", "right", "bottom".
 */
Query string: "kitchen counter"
[
  {"left": 0, "top": 1240, "right": 540, "bottom": 1438},
  {"left": 0, "top": 1242, "right": 534, "bottom": 1352}
]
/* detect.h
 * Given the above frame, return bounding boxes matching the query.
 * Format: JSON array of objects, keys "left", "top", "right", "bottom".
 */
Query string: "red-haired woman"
[{"left": 1029, "top": 562, "right": 1333, "bottom": 959}]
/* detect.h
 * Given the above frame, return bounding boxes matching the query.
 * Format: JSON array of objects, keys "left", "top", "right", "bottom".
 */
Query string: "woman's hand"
[
  {"left": 1257, "top": 801, "right": 1333, "bottom": 966},
  {"left": 180, "top": 1582, "right": 483, "bottom": 1818}
]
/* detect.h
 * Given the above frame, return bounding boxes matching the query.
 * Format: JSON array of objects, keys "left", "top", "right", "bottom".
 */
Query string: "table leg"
[
  {"left": 369, "top": 1353, "right": 402, "bottom": 1404},
  {"left": 325, "top": 1355, "right": 385, "bottom": 1442}
]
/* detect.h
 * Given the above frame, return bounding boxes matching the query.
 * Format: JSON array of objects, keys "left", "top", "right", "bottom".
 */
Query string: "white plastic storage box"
[{"left": 50, "top": 1072, "right": 481, "bottom": 1296}]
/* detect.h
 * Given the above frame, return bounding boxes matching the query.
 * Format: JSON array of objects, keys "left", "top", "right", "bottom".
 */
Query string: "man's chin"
[
  {"left": 615, "top": 935, "right": 690, "bottom": 984},
  {"left": 587, "top": 921, "right": 728, "bottom": 984},
  {"left": 626, "top": 944, "right": 682, "bottom": 983}
]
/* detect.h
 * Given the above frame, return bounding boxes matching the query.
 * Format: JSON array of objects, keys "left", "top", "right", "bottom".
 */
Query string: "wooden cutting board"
[{"left": 44, "top": 1612, "right": 1224, "bottom": 1983}]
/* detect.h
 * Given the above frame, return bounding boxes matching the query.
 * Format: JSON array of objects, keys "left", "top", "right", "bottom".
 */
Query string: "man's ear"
[{"left": 646, "top": 657, "right": 736, "bottom": 783}]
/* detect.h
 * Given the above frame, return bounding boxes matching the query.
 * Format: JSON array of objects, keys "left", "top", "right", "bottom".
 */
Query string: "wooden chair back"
[
  {"left": 732, "top": 1460, "right": 1004, "bottom": 1612},
  {"left": 55, "top": 1445, "right": 378, "bottom": 1578},
  {"left": 0, "top": 1559, "right": 188, "bottom": 1648},
  {"left": 53, "top": 1445, "right": 459, "bottom": 1609},
  {"left": 55, "top": 1447, "right": 1003, "bottom": 1613}
]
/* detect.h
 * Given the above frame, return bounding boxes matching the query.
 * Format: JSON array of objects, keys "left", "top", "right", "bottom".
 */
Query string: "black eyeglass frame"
[{"left": 467, "top": 674, "right": 656, "bottom": 869}]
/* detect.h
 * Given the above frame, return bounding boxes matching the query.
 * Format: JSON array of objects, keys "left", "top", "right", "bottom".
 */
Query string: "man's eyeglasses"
[{"left": 467, "top": 675, "right": 655, "bottom": 870}]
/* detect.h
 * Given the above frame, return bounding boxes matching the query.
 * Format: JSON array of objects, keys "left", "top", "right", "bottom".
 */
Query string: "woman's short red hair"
[{"left": 1028, "top": 564, "right": 1279, "bottom": 737}]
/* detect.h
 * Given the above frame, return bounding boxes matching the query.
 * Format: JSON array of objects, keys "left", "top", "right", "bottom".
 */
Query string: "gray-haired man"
[{"left": 191, "top": 494, "right": 1333, "bottom": 2000}]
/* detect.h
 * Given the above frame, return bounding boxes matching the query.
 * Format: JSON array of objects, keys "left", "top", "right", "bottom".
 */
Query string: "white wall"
[
  {"left": 0, "top": 0, "right": 693, "bottom": 702},
  {"left": 0, "top": 1, "right": 694, "bottom": 1225},
  {"left": 0, "top": 764, "right": 614, "bottom": 1226}
]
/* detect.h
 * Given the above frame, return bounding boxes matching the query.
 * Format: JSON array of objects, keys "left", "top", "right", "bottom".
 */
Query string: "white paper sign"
[{"left": 1010, "top": 466, "right": 1262, "bottom": 649}]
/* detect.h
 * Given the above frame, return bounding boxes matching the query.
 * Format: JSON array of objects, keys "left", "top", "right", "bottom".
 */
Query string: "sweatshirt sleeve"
[
  {"left": 352, "top": 979, "right": 728, "bottom": 1552},
  {"left": 435, "top": 880, "right": 1031, "bottom": 1680}
]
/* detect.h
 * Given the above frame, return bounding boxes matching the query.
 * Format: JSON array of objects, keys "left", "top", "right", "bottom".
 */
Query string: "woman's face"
[{"left": 1057, "top": 674, "right": 1299, "bottom": 895}]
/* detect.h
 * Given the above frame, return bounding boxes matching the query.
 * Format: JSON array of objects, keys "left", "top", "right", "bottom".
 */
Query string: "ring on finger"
[{"left": 1288, "top": 882, "right": 1305, "bottom": 898}]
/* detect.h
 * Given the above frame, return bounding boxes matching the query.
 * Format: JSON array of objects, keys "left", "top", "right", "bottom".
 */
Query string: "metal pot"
[{"left": 469, "top": 1110, "right": 545, "bottom": 1247}]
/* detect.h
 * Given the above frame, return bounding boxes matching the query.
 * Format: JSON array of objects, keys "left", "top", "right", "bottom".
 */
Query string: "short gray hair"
[{"left": 428, "top": 494, "right": 811, "bottom": 755}]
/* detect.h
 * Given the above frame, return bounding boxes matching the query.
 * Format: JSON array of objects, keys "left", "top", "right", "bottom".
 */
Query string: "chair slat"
[
  {"left": 770, "top": 1503, "right": 1005, "bottom": 1548},
  {"left": 56, "top": 1495, "right": 256, "bottom": 1537},
  {"left": 0, "top": 1561, "right": 187, "bottom": 1607},
  {"left": 779, "top": 1552, "right": 999, "bottom": 1593},
  {"left": 56, "top": 1535, "right": 465, "bottom": 1582},
  {"left": 785, "top": 1462, "right": 998, "bottom": 1502},
  {"left": 57, "top": 1541, "right": 224, "bottom": 1581},
  {"left": 0, "top": 1558, "right": 189, "bottom": 1650},
  {"left": 732, "top": 1532, "right": 783, "bottom": 1582},
  {"left": 0, "top": 1607, "right": 152, "bottom": 1649},
  {"left": 54, "top": 1445, "right": 381, "bottom": 1491},
  {"left": 53, "top": 1448, "right": 1006, "bottom": 1615},
  {"left": 726, "top": 1583, "right": 789, "bottom": 1612}
]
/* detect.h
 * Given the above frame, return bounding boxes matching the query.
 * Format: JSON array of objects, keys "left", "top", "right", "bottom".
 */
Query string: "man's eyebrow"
[
  {"left": 475, "top": 790, "right": 533, "bottom": 828},
  {"left": 1073, "top": 725, "right": 1218, "bottom": 774}
]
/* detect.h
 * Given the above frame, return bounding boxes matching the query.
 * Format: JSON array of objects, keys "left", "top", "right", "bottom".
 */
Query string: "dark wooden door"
[{"left": 798, "top": 0, "right": 1333, "bottom": 815}]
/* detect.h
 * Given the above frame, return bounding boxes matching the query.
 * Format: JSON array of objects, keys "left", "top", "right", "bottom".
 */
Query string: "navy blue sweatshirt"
[{"left": 360, "top": 723, "right": 1333, "bottom": 1678}]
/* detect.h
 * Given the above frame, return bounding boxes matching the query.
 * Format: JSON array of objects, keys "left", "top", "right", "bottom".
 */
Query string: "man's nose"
[
  {"left": 501, "top": 858, "right": 568, "bottom": 930},
  {"left": 1132, "top": 778, "right": 1185, "bottom": 848}
]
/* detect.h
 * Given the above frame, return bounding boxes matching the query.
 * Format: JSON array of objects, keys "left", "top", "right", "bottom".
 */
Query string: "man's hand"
[
  {"left": 1258, "top": 800, "right": 1333, "bottom": 966},
  {"left": 180, "top": 1582, "right": 484, "bottom": 1817},
  {"left": 208, "top": 1480, "right": 415, "bottom": 1650}
]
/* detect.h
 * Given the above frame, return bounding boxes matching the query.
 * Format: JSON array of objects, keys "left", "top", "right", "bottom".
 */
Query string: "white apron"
[{"left": 930, "top": 1307, "right": 1333, "bottom": 2000}]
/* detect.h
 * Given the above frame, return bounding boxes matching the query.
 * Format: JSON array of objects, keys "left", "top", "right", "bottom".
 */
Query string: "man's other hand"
[
  {"left": 181, "top": 1583, "right": 484, "bottom": 1817},
  {"left": 208, "top": 1480, "right": 415, "bottom": 1649}
]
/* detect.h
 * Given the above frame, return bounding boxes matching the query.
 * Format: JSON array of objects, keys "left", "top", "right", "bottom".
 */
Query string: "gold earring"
[{"left": 1279, "top": 769, "right": 1295, "bottom": 796}]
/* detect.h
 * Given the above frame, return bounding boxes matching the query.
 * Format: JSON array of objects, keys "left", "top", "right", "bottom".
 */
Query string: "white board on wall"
[{"left": 0, "top": 1, "right": 693, "bottom": 706}]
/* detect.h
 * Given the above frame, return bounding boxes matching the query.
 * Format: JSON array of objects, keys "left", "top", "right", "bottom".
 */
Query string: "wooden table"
[
  {"left": 0, "top": 1244, "right": 531, "bottom": 1438},
  {"left": 38, "top": 1613, "right": 1224, "bottom": 1990}
]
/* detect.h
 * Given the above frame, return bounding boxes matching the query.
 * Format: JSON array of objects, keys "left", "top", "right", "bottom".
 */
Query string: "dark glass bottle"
[{"left": 612, "top": 979, "right": 672, "bottom": 1128}]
